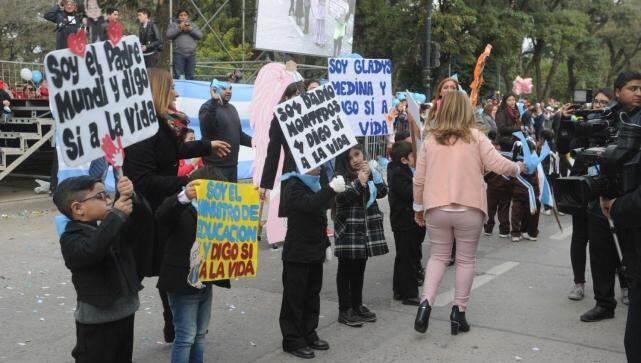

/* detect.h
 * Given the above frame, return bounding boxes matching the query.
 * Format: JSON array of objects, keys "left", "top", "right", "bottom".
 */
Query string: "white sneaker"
[
  {"left": 522, "top": 232, "right": 538, "bottom": 241},
  {"left": 511, "top": 235, "right": 521, "bottom": 242},
  {"left": 543, "top": 209, "right": 552, "bottom": 216},
  {"left": 558, "top": 212, "right": 566, "bottom": 216},
  {"left": 499, "top": 233, "right": 509, "bottom": 238},
  {"left": 484, "top": 231, "right": 492, "bottom": 236},
  {"left": 568, "top": 284, "right": 585, "bottom": 301}
]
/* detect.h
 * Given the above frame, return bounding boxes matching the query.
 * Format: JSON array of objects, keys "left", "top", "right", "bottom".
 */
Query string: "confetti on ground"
[
  {"left": 39, "top": 317, "right": 45, "bottom": 321},
  {"left": 532, "top": 347, "right": 540, "bottom": 352},
  {"left": 250, "top": 341, "right": 256, "bottom": 347},
  {"left": 515, "top": 356, "right": 523, "bottom": 361}
]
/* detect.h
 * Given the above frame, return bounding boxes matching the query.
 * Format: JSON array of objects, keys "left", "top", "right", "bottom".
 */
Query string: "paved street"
[
  {"left": 255, "top": 0, "right": 353, "bottom": 57},
  {"left": 0, "top": 178, "right": 628, "bottom": 363}
]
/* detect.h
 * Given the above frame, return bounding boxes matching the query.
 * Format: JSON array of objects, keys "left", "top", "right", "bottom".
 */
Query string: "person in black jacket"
[
  {"left": 53, "top": 175, "right": 151, "bottom": 363},
  {"left": 278, "top": 166, "right": 345, "bottom": 359},
  {"left": 122, "top": 68, "right": 230, "bottom": 343},
  {"left": 388, "top": 141, "right": 425, "bottom": 305},
  {"left": 258, "top": 81, "right": 304, "bottom": 206},
  {"left": 198, "top": 79, "right": 252, "bottom": 182},
  {"left": 156, "top": 176, "right": 231, "bottom": 363},
  {"left": 137, "top": 8, "right": 163, "bottom": 67},
  {"left": 44, "top": 0, "right": 85, "bottom": 50}
]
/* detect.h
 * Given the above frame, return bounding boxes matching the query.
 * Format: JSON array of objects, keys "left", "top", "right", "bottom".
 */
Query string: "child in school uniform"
[
  {"left": 484, "top": 135, "right": 514, "bottom": 238},
  {"left": 387, "top": 141, "right": 425, "bottom": 305},
  {"left": 510, "top": 139, "right": 541, "bottom": 242},
  {"left": 334, "top": 144, "right": 389, "bottom": 327},
  {"left": 278, "top": 166, "right": 345, "bottom": 359},
  {"left": 155, "top": 171, "right": 230, "bottom": 363},
  {"left": 53, "top": 175, "right": 152, "bottom": 363}
]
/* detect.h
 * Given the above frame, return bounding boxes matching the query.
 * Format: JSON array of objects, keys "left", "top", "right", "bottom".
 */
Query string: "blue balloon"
[
  {"left": 392, "top": 99, "right": 400, "bottom": 107},
  {"left": 396, "top": 93, "right": 406, "bottom": 101},
  {"left": 31, "top": 70, "right": 43, "bottom": 85}
]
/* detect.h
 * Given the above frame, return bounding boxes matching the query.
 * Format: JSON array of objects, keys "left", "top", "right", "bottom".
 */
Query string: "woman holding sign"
[
  {"left": 412, "top": 91, "right": 526, "bottom": 335},
  {"left": 123, "top": 68, "right": 231, "bottom": 343}
]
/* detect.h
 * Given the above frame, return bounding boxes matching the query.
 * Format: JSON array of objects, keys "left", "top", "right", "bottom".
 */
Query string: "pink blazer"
[{"left": 413, "top": 128, "right": 520, "bottom": 217}]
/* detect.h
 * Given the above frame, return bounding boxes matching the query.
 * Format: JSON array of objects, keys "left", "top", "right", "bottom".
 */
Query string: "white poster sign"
[
  {"left": 274, "top": 83, "right": 357, "bottom": 173},
  {"left": 45, "top": 35, "right": 158, "bottom": 166},
  {"left": 328, "top": 58, "right": 392, "bottom": 136}
]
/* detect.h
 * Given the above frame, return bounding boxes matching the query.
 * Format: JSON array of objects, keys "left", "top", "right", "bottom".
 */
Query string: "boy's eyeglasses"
[
  {"left": 79, "top": 191, "right": 110, "bottom": 203},
  {"left": 593, "top": 99, "right": 609, "bottom": 105}
]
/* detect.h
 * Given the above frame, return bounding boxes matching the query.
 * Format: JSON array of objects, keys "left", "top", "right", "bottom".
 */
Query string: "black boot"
[
  {"left": 414, "top": 300, "right": 431, "bottom": 333},
  {"left": 450, "top": 305, "right": 470, "bottom": 335}
]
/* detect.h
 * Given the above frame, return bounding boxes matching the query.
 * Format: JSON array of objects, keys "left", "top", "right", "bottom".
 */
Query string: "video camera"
[{"left": 556, "top": 106, "right": 641, "bottom": 213}]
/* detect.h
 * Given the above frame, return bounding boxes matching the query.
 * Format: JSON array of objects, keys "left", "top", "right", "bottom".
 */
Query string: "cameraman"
[
  {"left": 600, "top": 70, "right": 641, "bottom": 363},
  {"left": 44, "top": 0, "right": 85, "bottom": 50},
  {"left": 556, "top": 86, "right": 631, "bottom": 322},
  {"left": 167, "top": 9, "right": 202, "bottom": 80}
]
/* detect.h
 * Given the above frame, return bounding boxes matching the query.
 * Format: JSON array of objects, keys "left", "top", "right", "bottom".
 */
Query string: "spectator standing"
[
  {"left": 167, "top": 9, "right": 203, "bottom": 80},
  {"left": 137, "top": 8, "right": 163, "bottom": 68},
  {"left": 198, "top": 79, "right": 252, "bottom": 182},
  {"left": 45, "top": 0, "right": 84, "bottom": 50}
]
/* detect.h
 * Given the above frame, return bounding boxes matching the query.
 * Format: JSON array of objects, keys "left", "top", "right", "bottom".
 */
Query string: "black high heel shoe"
[
  {"left": 450, "top": 305, "right": 470, "bottom": 335},
  {"left": 414, "top": 300, "right": 431, "bottom": 333}
]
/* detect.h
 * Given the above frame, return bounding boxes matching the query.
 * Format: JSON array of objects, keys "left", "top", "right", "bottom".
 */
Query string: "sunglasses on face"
[{"left": 79, "top": 191, "right": 110, "bottom": 203}]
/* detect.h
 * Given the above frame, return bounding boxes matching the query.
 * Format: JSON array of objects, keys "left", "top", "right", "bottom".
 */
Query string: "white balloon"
[{"left": 20, "top": 68, "right": 32, "bottom": 81}]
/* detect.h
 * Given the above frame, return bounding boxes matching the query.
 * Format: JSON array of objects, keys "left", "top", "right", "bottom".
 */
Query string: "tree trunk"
[
  {"left": 532, "top": 39, "right": 544, "bottom": 100},
  {"left": 566, "top": 56, "right": 576, "bottom": 101},
  {"left": 156, "top": 0, "right": 171, "bottom": 71},
  {"left": 542, "top": 52, "right": 562, "bottom": 101}
]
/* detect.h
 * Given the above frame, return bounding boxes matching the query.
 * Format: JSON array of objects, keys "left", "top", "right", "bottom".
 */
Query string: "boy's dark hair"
[
  {"left": 176, "top": 8, "right": 189, "bottom": 17},
  {"left": 391, "top": 141, "right": 412, "bottom": 164},
  {"left": 541, "top": 129, "right": 555, "bottom": 142},
  {"left": 137, "top": 8, "right": 150, "bottom": 17},
  {"left": 394, "top": 131, "right": 410, "bottom": 142},
  {"left": 593, "top": 88, "right": 612, "bottom": 100},
  {"left": 53, "top": 176, "right": 102, "bottom": 220},
  {"left": 498, "top": 136, "right": 513, "bottom": 151},
  {"left": 304, "top": 79, "right": 319, "bottom": 89},
  {"left": 105, "top": 7, "right": 118, "bottom": 15},
  {"left": 614, "top": 71, "right": 641, "bottom": 91},
  {"left": 487, "top": 129, "right": 497, "bottom": 141}
]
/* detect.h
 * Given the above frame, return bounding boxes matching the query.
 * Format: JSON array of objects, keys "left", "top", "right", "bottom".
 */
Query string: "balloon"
[
  {"left": 31, "top": 70, "right": 43, "bottom": 85},
  {"left": 20, "top": 68, "right": 32, "bottom": 81},
  {"left": 512, "top": 76, "right": 533, "bottom": 95},
  {"left": 396, "top": 93, "right": 406, "bottom": 101},
  {"left": 392, "top": 99, "right": 400, "bottom": 107}
]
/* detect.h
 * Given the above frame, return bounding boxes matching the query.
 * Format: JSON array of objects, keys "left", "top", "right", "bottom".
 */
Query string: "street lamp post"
[{"left": 424, "top": 0, "right": 433, "bottom": 101}]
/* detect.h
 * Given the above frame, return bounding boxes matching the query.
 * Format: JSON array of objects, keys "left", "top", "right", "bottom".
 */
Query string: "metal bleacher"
[{"left": 0, "top": 60, "right": 54, "bottom": 182}]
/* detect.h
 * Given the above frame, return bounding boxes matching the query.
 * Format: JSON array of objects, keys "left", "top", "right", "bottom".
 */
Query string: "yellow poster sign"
[{"left": 193, "top": 180, "right": 259, "bottom": 282}]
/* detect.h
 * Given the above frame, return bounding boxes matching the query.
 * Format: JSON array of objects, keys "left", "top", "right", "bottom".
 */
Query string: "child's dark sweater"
[{"left": 280, "top": 177, "right": 335, "bottom": 263}]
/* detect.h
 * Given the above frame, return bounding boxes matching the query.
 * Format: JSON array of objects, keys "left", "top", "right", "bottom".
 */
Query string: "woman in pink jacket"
[{"left": 413, "top": 91, "right": 526, "bottom": 335}]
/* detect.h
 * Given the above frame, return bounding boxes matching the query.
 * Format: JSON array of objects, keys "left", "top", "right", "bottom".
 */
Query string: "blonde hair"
[
  {"left": 147, "top": 68, "right": 173, "bottom": 118},
  {"left": 428, "top": 91, "right": 477, "bottom": 145}
]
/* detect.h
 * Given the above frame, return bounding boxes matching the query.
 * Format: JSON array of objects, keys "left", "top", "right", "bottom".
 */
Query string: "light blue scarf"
[
  {"left": 366, "top": 168, "right": 383, "bottom": 208},
  {"left": 280, "top": 172, "right": 321, "bottom": 192}
]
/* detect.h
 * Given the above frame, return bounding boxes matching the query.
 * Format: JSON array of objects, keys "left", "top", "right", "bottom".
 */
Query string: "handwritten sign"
[
  {"left": 44, "top": 35, "right": 157, "bottom": 167},
  {"left": 328, "top": 58, "right": 393, "bottom": 136},
  {"left": 274, "top": 83, "right": 357, "bottom": 174},
  {"left": 194, "top": 180, "right": 259, "bottom": 282}
]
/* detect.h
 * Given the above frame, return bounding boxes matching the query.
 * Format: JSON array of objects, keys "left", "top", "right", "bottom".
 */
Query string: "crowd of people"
[{"left": 29, "top": 2, "right": 639, "bottom": 362}]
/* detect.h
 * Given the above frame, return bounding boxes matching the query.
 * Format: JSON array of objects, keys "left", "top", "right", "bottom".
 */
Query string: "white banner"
[
  {"left": 274, "top": 84, "right": 357, "bottom": 174},
  {"left": 45, "top": 35, "right": 158, "bottom": 166},
  {"left": 328, "top": 58, "right": 392, "bottom": 136}
]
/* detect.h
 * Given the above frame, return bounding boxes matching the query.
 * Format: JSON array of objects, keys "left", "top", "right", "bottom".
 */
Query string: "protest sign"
[
  {"left": 274, "top": 83, "right": 358, "bottom": 174},
  {"left": 193, "top": 180, "right": 260, "bottom": 282},
  {"left": 328, "top": 58, "right": 393, "bottom": 136},
  {"left": 44, "top": 35, "right": 158, "bottom": 167},
  {"left": 405, "top": 91, "right": 422, "bottom": 132}
]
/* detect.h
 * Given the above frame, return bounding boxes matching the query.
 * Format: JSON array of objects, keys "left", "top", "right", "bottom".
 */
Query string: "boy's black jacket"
[
  {"left": 60, "top": 195, "right": 151, "bottom": 308},
  {"left": 387, "top": 161, "right": 419, "bottom": 232},
  {"left": 155, "top": 192, "right": 230, "bottom": 293},
  {"left": 280, "top": 178, "right": 335, "bottom": 263}
]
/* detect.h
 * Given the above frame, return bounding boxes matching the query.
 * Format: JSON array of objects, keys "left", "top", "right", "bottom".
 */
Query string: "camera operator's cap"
[{"left": 210, "top": 79, "right": 230, "bottom": 91}]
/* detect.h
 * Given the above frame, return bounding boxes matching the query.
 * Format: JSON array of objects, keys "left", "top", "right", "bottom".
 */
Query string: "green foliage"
[{"left": 5, "top": 0, "right": 641, "bottom": 102}]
